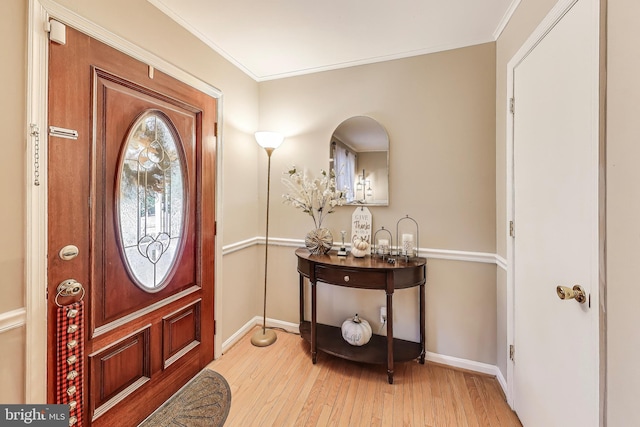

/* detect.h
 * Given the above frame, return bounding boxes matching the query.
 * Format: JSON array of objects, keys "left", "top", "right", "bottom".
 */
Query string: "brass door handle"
[{"left": 556, "top": 285, "right": 587, "bottom": 304}]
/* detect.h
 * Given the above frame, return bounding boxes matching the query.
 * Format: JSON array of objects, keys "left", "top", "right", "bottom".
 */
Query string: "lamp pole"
[{"left": 251, "top": 132, "right": 282, "bottom": 347}]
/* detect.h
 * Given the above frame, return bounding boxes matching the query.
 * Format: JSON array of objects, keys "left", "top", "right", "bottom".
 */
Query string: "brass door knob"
[{"left": 556, "top": 285, "right": 587, "bottom": 304}]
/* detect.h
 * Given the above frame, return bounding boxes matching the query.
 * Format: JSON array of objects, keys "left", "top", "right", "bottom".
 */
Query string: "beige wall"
[
  {"left": 607, "top": 0, "right": 640, "bottom": 424},
  {"left": 260, "top": 44, "right": 497, "bottom": 253},
  {"left": 258, "top": 43, "right": 498, "bottom": 363},
  {"left": 0, "top": 0, "right": 28, "bottom": 404},
  {"left": 1, "top": 1, "right": 27, "bottom": 315}
]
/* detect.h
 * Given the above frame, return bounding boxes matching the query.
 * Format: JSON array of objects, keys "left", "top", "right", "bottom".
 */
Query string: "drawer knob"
[{"left": 344, "top": 275, "right": 350, "bottom": 282}]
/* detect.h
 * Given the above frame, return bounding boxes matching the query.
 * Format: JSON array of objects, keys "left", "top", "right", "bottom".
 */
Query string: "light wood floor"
[{"left": 206, "top": 327, "right": 522, "bottom": 427}]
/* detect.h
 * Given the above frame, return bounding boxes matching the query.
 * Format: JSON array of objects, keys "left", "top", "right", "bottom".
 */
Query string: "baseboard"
[
  {"left": 221, "top": 316, "right": 299, "bottom": 353},
  {"left": 425, "top": 351, "right": 497, "bottom": 376},
  {"left": 221, "top": 317, "right": 509, "bottom": 398},
  {"left": 426, "top": 351, "right": 508, "bottom": 397},
  {"left": 495, "top": 369, "right": 508, "bottom": 397}
]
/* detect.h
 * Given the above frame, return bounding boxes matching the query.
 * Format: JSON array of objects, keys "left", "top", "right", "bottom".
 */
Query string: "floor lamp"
[{"left": 251, "top": 131, "right": 284, "bottom": 347}]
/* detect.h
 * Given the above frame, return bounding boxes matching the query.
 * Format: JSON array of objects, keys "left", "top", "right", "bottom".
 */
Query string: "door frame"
[
  {"left": 26, "top": 0, "right": 225, "bottom": 403},
  {"left": 504, "top": 0, "right": 604, "bottom": 419}
]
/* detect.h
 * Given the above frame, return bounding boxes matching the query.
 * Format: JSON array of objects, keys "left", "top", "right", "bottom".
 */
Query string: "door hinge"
[
  {"left": 214, "top": 221, "right": 217, "bottom": 236},
  {"left": 509, "top": 97, "right": 515, "bottom": 114},
  {"left": 509, "top": 221, "right": 515, "bottom": 238},
  {"left": 214, "top": 320, "right": 217, "bottom": 335},
  {"left": 509, "top": 344, "right": 515, "bottom": 362}
]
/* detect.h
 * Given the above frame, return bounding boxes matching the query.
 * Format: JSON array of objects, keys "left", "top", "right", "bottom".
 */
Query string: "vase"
[{"left": 305, "top": 228, "right": 333, "bottom": 255}]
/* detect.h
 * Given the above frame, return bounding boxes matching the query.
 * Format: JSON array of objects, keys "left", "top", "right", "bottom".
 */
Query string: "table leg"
[
  {"left": 311, "top": 280, "right": 317, "bottom": 364},
  {"left": 386, "top": 291, "right": 394, "bottom": 384},
  {"left": 420, "top": 281, "right": 425, "bottom": 364},
  {"left": 299, "top": 274, "right": 304, "bottom": 324}
]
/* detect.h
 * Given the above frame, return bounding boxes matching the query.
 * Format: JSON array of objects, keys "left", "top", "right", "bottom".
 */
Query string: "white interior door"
[{"left": 512, "top": 0, "right": 600, "bottom": 425}]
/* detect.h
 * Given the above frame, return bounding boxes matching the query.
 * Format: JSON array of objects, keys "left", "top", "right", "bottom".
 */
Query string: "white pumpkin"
[
  {"left": 341, "top": 314, "right": 372, "bottom": 346},
  {"left": 351, "top": 236, "right": 370, "bottom": 258}
]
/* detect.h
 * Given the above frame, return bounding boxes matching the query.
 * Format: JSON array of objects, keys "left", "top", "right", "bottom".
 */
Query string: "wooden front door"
[{"left": 47, "top": 25, "right": 216, "bottom": 426}]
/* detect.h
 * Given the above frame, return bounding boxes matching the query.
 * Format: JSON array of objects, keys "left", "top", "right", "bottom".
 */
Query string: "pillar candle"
[
  {"left": 402, "top": 233, "right": 414, "bottom": 256},
  {"left": 378, "top": 238, "right": 389, "bottom": 254}
]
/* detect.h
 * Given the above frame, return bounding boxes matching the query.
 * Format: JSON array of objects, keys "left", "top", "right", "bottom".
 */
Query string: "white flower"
[{"left": 282, "top": 166, "right": 346, "bottom": 228}]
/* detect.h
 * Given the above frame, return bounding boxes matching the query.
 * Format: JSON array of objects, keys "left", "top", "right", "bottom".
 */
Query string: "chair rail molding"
[
  {"left": 224, "top": 236, "right": 503, "bottom": 267},
  {"left": 0, "top": 308, "right": 27, "bottom": 334}
]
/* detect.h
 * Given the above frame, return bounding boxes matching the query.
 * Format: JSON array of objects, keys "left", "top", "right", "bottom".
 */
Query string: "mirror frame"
[{"left": 330, "top": 116, "right": 389, "bottom": 206}]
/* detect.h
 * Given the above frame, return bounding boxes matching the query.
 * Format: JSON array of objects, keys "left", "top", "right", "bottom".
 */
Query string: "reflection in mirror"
[
  {"left": 330, "top": 116, "right": 389, "bottom": 206},
  {"left": 116, "top": 111, "right": 186, "bottom": 292}
]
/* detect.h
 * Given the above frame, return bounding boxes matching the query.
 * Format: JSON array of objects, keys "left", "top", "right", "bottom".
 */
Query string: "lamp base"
[{"left": 251, "top": 327, "right": 277, "bottom": 347}]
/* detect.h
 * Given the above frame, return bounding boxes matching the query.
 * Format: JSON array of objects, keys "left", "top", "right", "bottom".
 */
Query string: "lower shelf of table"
[{"left": 299, "top": 321, "right": 423, "bottom": 365}]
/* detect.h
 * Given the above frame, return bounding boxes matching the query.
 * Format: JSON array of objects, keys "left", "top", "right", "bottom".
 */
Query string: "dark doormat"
[{"left": 139, "top": 369, "right": 231, "bottom": 426}]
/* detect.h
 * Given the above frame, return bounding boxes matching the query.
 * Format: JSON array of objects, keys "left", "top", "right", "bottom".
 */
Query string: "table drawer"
[{"left": 315, "top": 265, "right": 386, "bottom": 289}]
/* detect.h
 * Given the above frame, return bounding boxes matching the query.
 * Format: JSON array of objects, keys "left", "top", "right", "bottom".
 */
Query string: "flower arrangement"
[{"left": 282, "top": 166, "right": 346, "bottom": 229}]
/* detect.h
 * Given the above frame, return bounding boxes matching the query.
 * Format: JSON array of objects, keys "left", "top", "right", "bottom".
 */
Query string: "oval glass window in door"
[{"left": 116, "top": 110, "right": 187, "bottom": 291}]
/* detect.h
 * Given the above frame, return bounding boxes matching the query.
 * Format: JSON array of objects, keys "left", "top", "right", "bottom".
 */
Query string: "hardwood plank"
[
  {"left": 272, "top": 342, "right": 323, "bottom": 426},
  {"left": 357, "top": 364, "right": 381, "bottom": 427},
  {"left": 481, "top": 375, "right": 522, "bottom": 427},
  {"left": 448, "top": 369, "right": 476, "bottom": 427},
  {"left": 253, "top": 338, "right": 309, "bottom": 425},
  {"left": 304, "top": 356, "right": 341, "bottom": 426},
  {"left": 204, "top": 327, "right": 520, "bottom": 427},
  {"left": 473, "top": 375, "right": 503, "bottom": 427},
  {"left": 326, "top": 360, "right": 359, "bottom": 426},
  {"left": 410, "top": 361, "right": 426, "bottom": 426},
  {"left": 465, "top": 372, "right": 493, "bottom": 427},
  {"left": 335, "top": 362, "right": 363, "bottom": 427},
  {"left": 432, "top": 362, "right": 454, "bottom": 426},
  {"left": 381, "top": 391, "right": 394, "bottom": 426},
  {"left": 348, "top": 361, "right": 371, "bottom": 426},
  {"left": 421, "top": 362, "right": 437, "bottom": 426},
  {"left": 392, "top": 363, "right": 407, "bottom": 426}
]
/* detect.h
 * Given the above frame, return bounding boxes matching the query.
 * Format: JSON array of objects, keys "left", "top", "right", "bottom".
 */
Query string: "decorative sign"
[{"left": 351, "top": 207, "right": 372, "bottom": 254}]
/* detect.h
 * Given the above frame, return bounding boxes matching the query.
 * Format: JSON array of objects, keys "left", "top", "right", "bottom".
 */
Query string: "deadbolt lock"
[
  {"left": 556, "top": 285, "right": 587, "bottom": 304},
  {"left": 58, "top": 245, "right": 79, "bottom": 261}
]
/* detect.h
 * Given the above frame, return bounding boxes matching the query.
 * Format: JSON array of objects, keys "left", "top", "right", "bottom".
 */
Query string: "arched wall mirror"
[{"left": 330, "top": 116, "right": 389, "bottom": 206}]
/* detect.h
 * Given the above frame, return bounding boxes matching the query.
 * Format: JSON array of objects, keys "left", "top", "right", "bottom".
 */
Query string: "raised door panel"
[
  {"left": 90, "top": 327, "right": 151, "bottom": 420},
  {"left": 163, "top": 301, "right": 201, "bottom": 368}
]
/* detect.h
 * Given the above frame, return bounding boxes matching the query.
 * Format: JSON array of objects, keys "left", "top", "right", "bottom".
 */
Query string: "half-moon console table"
[{"left": 295, "top": 247, "right": 427, "bottom": 384}]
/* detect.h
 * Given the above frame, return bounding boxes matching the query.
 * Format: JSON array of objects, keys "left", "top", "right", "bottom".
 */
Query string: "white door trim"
[
  {"left": 26, "top": 0, "right": 225, "bottom": 403},
  {"left": 504, "top": 0, "right": 601, "bottom": 409}
]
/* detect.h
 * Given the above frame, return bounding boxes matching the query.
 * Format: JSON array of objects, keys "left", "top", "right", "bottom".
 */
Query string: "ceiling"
[{"left": 148, "top": 0, "right": 518, "bottom": 82}]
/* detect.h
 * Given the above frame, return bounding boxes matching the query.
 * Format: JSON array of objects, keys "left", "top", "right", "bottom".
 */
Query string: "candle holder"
[
  {"left": 395, "top": 215, "right": 419, "bottom": 262},
  {"left": 337, "top": 230, "right": 348, "bottom": 257},
  {"left": 372, "top": 226, "right": 393, "bottom": 261}
]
